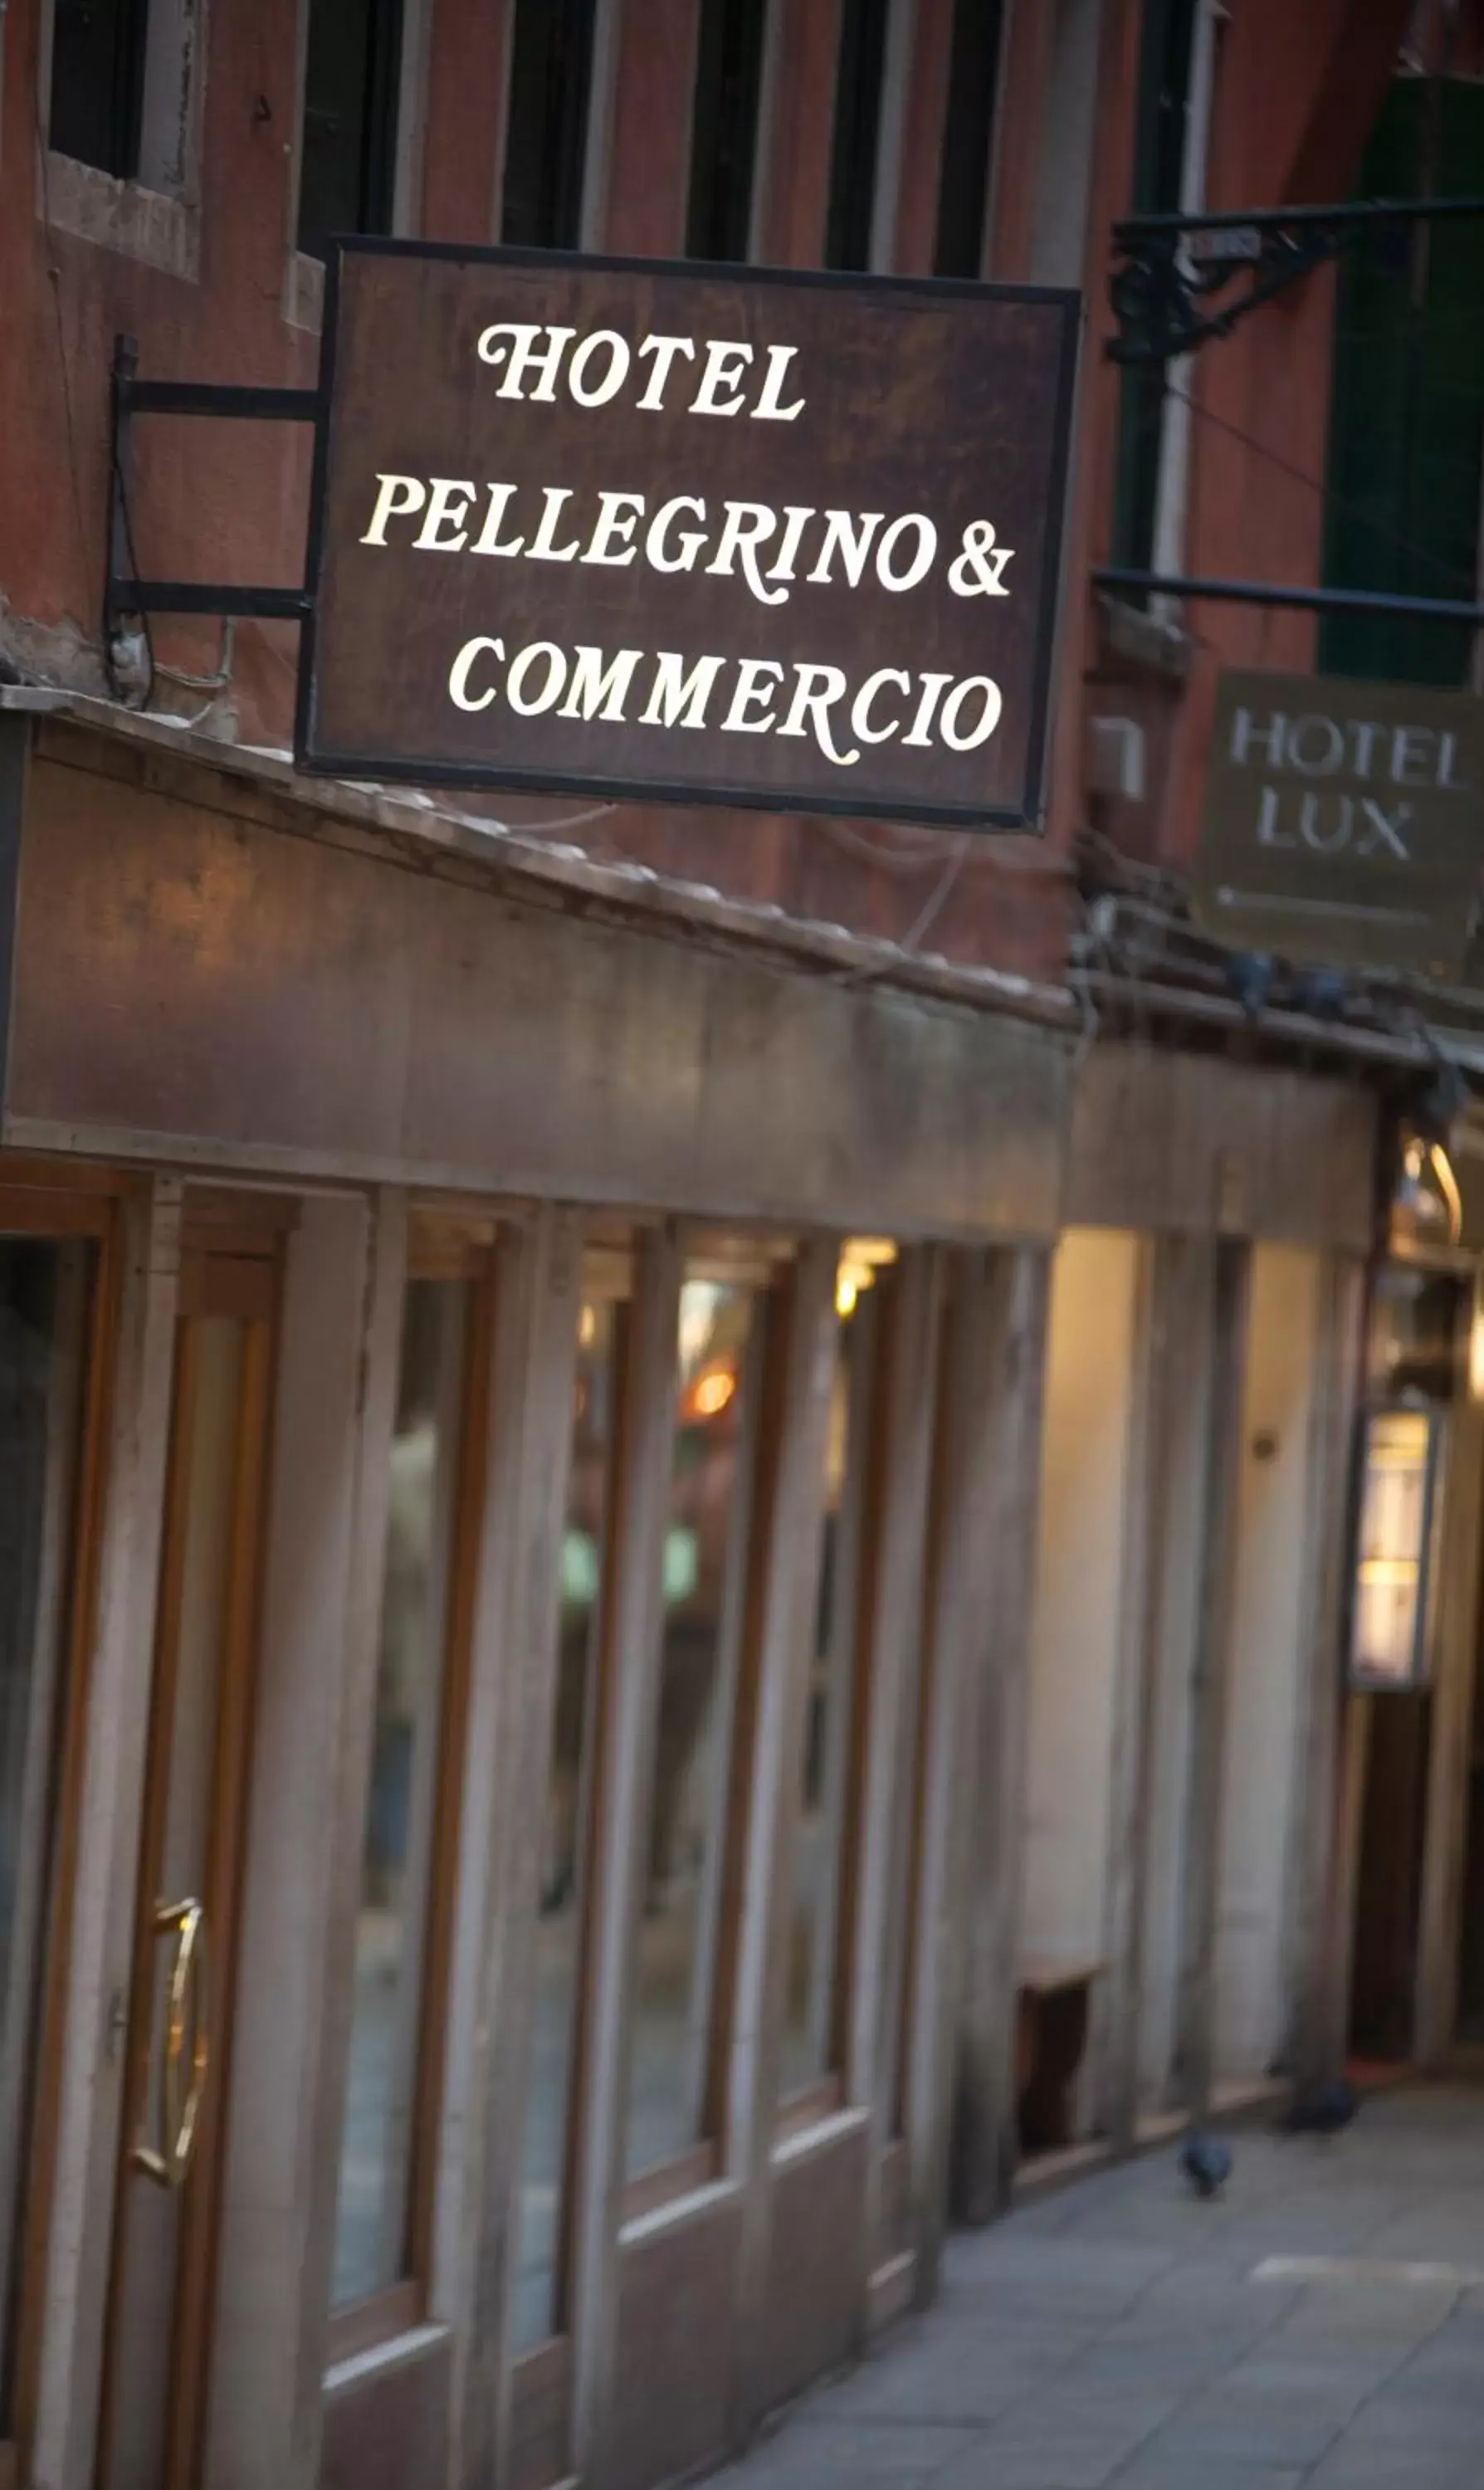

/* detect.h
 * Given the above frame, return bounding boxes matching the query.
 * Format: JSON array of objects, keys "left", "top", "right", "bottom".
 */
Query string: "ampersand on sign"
[{"left": 949, "top": 521, "right": 1015, "bottom": 598}]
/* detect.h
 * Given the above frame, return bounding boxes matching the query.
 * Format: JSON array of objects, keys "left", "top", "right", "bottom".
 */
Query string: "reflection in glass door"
[
  {"left": 514, "top": 1270, "right": 628, "bottom": 2355},
  {"left": 623, "top": 1268, "right": 759, "bottom": 2190},
  {"left": 100, "top": 1248, "right": 276, "bottom": 2490},
  {"left": 0, "top": 1229, "right": 100, "bottom": 2476}
]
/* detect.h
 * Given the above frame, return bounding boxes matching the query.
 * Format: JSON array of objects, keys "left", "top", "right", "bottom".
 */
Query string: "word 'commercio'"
[{"left": 444, "top": 640, "right": 1003, "bottom": 766}]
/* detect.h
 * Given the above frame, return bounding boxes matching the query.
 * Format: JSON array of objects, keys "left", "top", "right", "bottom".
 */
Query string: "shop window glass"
[
  {"left": 933, "top": 0, "right": 1003, "bottom": 278},
  {"left": 297, "top": 0, "right": 406, "bottom": 262},
  {"left": 824, "top": 0, "right": 891, "bottom": 271},
  {"left": 624, "top": 1274, "right": 757, "bottom": 2180},
  {"left": 48, "top": 0, "right": 149, "bottom": 177},
  {"left": 686, "top": 0, "right": 769, "bottom": 262},
  {"left": 0, "top": 1239, "right": 92, "bottom": 2424},
  {"left": 513, "top": 1288, "right": 624, "bottom": 2351},
  {"left": 48, "top": 0, "right": 199, "bottom": 193},
  {"left": 332, "top": 1277, "right": 471, "bottom": 2310},
  {"left": 778, "top": 1286, "right": 874, "bottom": 2102},
  {"left": 502, "top": 0, "right": 597, "bottom": 247}
]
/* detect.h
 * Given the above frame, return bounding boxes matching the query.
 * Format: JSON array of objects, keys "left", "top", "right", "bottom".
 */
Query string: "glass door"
[
  {"left": 0, "top": 1211, "right": 107, "bottom": 2486},
  {"left": 99, "top": 1242, "right": 278, "bottom": 2490}
]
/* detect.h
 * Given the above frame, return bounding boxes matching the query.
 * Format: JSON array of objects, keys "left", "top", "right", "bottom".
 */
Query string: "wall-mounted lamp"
[
  {"left": 835, "top": 1236, "right": 898, "bottom": 1320},
  {"left": 1346, "top": 1405, "right": 1443, "bottom": 1692},
  {"left": 1390, "top": 1133, "right": 1462, "bottom": 1255}
]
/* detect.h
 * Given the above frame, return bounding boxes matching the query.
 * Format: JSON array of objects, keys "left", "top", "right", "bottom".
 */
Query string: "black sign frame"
[{"left": 295, "top": 238, "right": 1081, "bottom": 831}]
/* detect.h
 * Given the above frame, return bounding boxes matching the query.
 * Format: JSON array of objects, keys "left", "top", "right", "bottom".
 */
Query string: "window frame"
[
  {"left": 37, "top": 0, "right": 205, "bottom": 279},
  {"left": 286, "top": 0, "right": 432, "bottom": 326},
  {"left": 510, "top": 1241, "right": 634, "bottom": 2360},
  {"left": 774, "top": 1275, "right": 881, "bottom": 2126},
  {"left": 616, "top": 1250, "right": 777, "bottom": 2212},
  {"left": 325, "top": 1216, "right": 497, "bottom": 2363}
]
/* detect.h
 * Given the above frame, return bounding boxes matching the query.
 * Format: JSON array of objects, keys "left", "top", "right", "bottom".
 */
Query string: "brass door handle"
[{"left": 132, "top": 1897, "right": 211, "bottom": 2190}]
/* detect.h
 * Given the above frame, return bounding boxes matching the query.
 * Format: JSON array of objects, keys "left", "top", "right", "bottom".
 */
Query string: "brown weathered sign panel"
[
  {"left": 296, "top": 242, "right": 1079, "bottom": 828},
  {"left": 1194, "top": 667, "right": 1484, "bottom": 978}
]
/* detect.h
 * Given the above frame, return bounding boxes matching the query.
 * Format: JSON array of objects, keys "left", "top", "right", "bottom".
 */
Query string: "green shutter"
[{"left": 1321, "top": 79, "right": 1484, "bottom": 686}]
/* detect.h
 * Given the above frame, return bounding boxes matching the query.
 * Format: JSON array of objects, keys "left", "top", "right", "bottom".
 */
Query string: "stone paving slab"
[{"left": 715, "top": 2083, "right": 1484, "bottom": 2490}]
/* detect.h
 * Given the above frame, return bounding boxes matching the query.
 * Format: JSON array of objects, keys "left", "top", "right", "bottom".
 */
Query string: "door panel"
[{"left": 100, "top": 1252, "right": 276, "bottom": 2490}]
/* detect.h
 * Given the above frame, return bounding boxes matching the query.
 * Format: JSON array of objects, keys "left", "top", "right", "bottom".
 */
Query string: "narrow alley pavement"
[{"left": 719, "top": 2086, "right": 1484, "bottom": 2490}]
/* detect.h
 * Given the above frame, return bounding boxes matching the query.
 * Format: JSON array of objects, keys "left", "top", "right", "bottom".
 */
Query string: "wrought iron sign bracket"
[
  {"left": 1108, "top": 197, "right": 1484, "bottom": 368},
  {"left": 105, "top": 332, "right": 319, "bottom": 639}
]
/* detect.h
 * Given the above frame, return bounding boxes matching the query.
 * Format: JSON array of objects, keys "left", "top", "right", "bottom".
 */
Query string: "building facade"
[{"left": 0, "top": 4, "right": 1476, "bottom": 2490}]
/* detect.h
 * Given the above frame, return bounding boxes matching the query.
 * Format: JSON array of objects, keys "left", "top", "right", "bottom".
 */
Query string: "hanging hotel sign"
[
  {"left": 295, "top": 242, "right": 1080, "bottom": 829},
  {"left": 1194, "top": 668, "right": 1484, "bottom": 979}
]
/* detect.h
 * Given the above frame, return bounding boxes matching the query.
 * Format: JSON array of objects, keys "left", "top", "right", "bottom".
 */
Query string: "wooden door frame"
[
  {"left": 95, "top": 1241, "right": 281, "bottom": 2490},
  {"left": 1, "top": 1181, "right": 126, "bottom": 2490}
]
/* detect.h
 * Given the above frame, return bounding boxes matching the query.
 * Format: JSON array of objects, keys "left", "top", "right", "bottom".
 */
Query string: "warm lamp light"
[{"left": 691, "top": 1366, "right": 735, "bottom": 1418}]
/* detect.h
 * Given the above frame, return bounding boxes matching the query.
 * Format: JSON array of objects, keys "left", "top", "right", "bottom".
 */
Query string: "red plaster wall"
[
  {"left": 603, "top": 0, "right": 701, "bottom": 256},
  {"left": 0, "top": 0, "right": 1424, "bottom": 975}
]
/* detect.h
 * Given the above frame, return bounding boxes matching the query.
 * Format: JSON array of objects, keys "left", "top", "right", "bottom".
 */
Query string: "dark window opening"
[
  {"left": 502, "top": 0, "right": 597, "bottom": 249},
  {"left": 1321, "top": 76, "right": 1484, "bottom": 687},
  {"left": 933, "top": 0, "right": 1003, "bottom": 278},
  {"left": 1111, "top": 0, "right": 1198, "bottom": 576},
  {"left": 825, "top": 0, "right": 891, "bottom": 273},
  {"left": 48, "top": 0, "right": 149, "bottom": 179},
  {"left": 686, "top": 0, "right": 768, "bottom": 262},
  {"left": 297, "top": 0, "right": 406, "bottom": 263}
]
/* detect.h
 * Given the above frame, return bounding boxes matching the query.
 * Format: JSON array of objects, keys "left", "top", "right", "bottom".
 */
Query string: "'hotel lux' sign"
[
  {"left": 295, "top": 242, "right": 1079, "bottom": 828},
  {"left": 1194, "top": 669, "right": 1484, "bottom": 979}
]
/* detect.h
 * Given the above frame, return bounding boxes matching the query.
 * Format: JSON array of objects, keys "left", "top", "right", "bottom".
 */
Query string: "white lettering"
[
  {"left": 569, "top": 329, "right": 631, "bottom": 407},
  {"left": 360, "top": 473, "right": 426, "bottom": 545},
  {"left": 939, "top": 674, "right": 1002, "bottom": 750},
  {"left": 559, "top": 646, "right": 643, "bottom": 720},
  {"left": 476, "top": 322, "right": 576, "bottom": 400},
  {"left": 448, "top": 635, "right": 504, "bottom": 711},
  {"left": 1231, "top": 707, "right": 1286, "bottom": 769},
  {"left": 901, "top": 672, "right": 953, "bottom": 748},
  {"left": 1255, "top": 785, "right": 1295, "bottom": 847},
  {"left": 1287, "top": 715, "right": 1345, "bottom": 776},
  {"left": 1391, "top": 725, "right": 1436, "bottom": 786},
  {"left": 412, "top": 476, "right": 476, "bottom": 552},
  {"left": 471, "top": 481, "right": 525, "bottom": 557},
  {"left": 506, "top": 641, "right": 568, "bottom": 714},
  {"left": 708, "top": 502, "right": 787, "bottom": 607},
  {"left": 722, "top": 657, "right": 784, "bottom": 731},
  {"left": 527, "top": 486, "right": 583, "bottom": 562},
  {"left": 876, "top": 513, "right": 937, "bottom": 593},
  {"left": 808, "top": 510, "right": 884, "bottom": 588},
  {"left": 691, "top": 339, "right": 754, "bottom": 417},
  {"left": 583, "top": 491, "right": 646, "bottom": 566},
  {"left": 641, "top": 652, "right": 726, "bottom": 729},
  {"left": 1298, "top": 793, "right": 1351, "bottom": 852},
  {"left": 1360, "top": 798, "right": 1411, "bottom": 859},
  {"left": 766, "top": 505, "right": 815, "bottom": 586},
  {"left": 779, "top": 664, "right": 860, "bottom": 767},
  {"left": 850, "top": 668, "right": 910, "bottom": 745},
  {"left": 646, "top": 497, "right": 710, "bottom": 574},
  {"left": 636, "top": 334, "right": 696, "bottom": 408},
  {"left": 753, "top": 343, "right": 806, "bottom": 421}
]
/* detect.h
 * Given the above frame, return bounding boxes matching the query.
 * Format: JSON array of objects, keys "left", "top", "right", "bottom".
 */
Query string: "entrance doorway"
[{"left": 98, "top": 1237, "right": 278, "bottom": 2490}]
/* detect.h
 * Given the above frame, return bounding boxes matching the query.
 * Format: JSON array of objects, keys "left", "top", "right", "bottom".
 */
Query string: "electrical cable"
[
  {"left": 108, "top": 451, "right": 158, "bottom": 710},
  {"left": 32, "top": 100, "right": 98, "bottom": 654}
]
